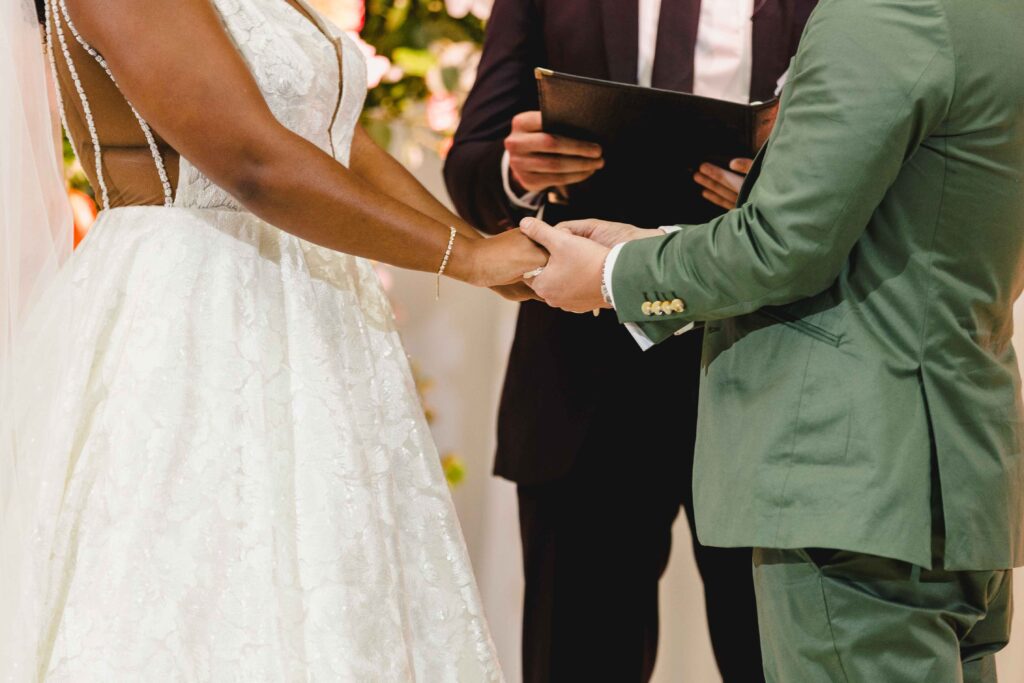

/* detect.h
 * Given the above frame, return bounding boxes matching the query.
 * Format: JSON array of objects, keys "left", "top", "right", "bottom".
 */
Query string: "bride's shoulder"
[{"left": 62, "top": 0, "right": 230, "bottom": 55}]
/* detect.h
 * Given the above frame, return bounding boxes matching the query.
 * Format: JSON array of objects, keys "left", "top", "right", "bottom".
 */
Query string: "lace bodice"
[
  {"left": 175, "top": 0, "right": 367, "bottom": 210},
  {"left": 47, "top": 0, "right": 367, "bottom": 213}
]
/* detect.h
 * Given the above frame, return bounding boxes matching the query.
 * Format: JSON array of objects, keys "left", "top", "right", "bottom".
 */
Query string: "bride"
[{"left": 1, "top": 0, "right": 546, "bottom": 679}]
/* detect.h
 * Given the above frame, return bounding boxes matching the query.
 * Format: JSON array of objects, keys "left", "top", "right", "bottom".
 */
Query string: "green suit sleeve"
[{"left": 611, "top": 0, "right": 954, "bottom": 343}]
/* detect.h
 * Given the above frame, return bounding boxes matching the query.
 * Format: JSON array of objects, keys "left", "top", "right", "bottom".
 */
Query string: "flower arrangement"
[
  {"left": 412, "top": 363, "right": 467, "bottom": 486},
  {"left": 63, "top": 137, "right": 97, "bottom": 246},
  {"left": 310, "top": 0, "right": 488, "bottom": 163}
]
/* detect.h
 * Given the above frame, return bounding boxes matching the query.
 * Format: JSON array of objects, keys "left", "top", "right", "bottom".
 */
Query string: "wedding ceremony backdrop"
[{"left": 60, "top": 1, "right": 1024, "bottom": 680}]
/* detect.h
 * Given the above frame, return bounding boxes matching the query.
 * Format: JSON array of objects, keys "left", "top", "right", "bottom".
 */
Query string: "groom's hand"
[
  {"left": 520, "top": 218, "right": 610, "bottom": 313},
  {"left": 505, "top": 112, "right": 604, "bottom": 193},
  {"left": 557, "top": 219, "right": 658, "bottom": 248}
]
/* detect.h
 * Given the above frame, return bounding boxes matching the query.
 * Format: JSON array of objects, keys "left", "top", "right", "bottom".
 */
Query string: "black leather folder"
[{"left": 535, "top": 67, "right": 779, "bottom": 227}]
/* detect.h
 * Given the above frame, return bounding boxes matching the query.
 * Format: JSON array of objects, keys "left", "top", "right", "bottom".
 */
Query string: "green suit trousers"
[{"left": 753, "top": 549, "right": 1012, "bottom": 682}]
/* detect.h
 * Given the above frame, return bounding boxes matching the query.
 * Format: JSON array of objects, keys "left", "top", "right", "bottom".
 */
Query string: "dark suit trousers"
[{"left": 516, "top": 360, "right": 764, "bottom": 683}]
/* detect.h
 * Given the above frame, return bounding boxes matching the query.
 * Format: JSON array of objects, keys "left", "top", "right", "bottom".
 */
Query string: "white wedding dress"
[{"left": 2, "top": 1, "right": 502, "bottom": 680}]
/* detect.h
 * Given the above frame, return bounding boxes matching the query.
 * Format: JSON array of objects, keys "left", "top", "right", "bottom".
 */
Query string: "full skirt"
[{"left": 1, "top": 207, "right": 501, "bottom": 682}]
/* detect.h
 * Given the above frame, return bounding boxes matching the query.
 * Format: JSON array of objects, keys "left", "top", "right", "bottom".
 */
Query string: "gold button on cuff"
[
  {"left": 670, "top": 298, "right": 685, "bottom": 313},
  {"left": 641, "top": 301, "right": 653, "bottom": 316},
  {"left": 651, "top": 301, "right": 664, "bottom": 315}
]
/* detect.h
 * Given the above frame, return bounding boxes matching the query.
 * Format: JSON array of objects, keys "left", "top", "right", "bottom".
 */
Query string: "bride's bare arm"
[
  {"left": 66, "top": 0, "right": 546, "bottom": 287},
  {"left": 349, "top": 126, "right": 540, "bottom": 301},
  {"left": 350, "top": 127, "right": 478, "bottom": 240}
]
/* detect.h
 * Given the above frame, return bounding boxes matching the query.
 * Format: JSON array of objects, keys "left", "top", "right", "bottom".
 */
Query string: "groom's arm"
[{"left": 610, "top": 0, "right": 955, "bottom": 344}]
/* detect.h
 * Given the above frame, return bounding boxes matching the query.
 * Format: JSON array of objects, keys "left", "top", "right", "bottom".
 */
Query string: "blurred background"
[{"left": 62, "top": 1, "right": 1024, "bottom": 680}]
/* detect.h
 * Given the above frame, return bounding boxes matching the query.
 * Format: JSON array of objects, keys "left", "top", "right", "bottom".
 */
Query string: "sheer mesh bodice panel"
[
  {"left": 48, "top": 0, "right": 366, "bottom": 212},
  {"left": 48, "top": 2, "right": 177, "bottom": 207}
]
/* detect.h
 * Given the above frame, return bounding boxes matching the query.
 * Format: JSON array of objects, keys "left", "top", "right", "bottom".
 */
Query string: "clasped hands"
[
  {"left": 467, "top": 217, "right": 648, "bottom": 312},
  {"left": 491, "top": 109, "right": 752, "bottom": 310},
  {"left": 508, "top": 154, "right": 753, "bottom": 312},
  {"left": 517, "top": 217, "right": 660, "bottom": 313}
]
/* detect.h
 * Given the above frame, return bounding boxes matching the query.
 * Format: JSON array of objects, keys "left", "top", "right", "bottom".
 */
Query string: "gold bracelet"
[{"left": 436, "top": 226, "right": 457, "bottom": 300}]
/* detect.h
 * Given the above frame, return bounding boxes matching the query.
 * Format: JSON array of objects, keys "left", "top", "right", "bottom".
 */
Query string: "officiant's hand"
[
  {"left": 694, "top": 158, "right": 753, "bottom": 210},
  {"left": 520, "top": 218, "right": 610, "bottom": 313},
  {"left": 505, "top": 112, "right": 604, "bottom": 193}
]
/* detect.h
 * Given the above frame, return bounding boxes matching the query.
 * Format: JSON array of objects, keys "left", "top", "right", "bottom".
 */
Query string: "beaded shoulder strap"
[{"left": 45, "top": 0, "right": 174, "bottom": 209}]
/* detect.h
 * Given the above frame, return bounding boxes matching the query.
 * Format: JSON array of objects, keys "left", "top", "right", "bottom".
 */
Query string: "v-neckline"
[
  {"left": 279, "top": 0, "right": 345, "bottom": 81},
  {"left": 278, "top": 0, "right": 347, "bottom": 154},
  {"left": 283, "top": 0, "right": 331, "bottom": 40}
]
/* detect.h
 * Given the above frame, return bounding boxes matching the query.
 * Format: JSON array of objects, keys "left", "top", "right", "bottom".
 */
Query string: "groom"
[{"left": 521, "top": 0, "right": 1024, "bottom": 680}]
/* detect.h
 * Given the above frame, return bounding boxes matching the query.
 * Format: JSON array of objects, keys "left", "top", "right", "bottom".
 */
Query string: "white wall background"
[{"left": 388, "top": 146, "right": 1024, "bottom": 682}]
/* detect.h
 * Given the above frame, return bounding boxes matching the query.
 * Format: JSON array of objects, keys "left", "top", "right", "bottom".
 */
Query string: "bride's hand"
[
  {"left": 555, "top": 219, "right": 658, "bottom": 248},
  {"left": 491, "top": 282, "right": 542, "bottom": 302},
  {"left": 461, "top": 229, "right": 549, "bottom": 288}
]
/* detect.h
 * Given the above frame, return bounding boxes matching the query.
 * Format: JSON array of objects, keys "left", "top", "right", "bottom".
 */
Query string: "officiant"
[{"left": 445, "top": 1, "right": 816, "bottom": 681}]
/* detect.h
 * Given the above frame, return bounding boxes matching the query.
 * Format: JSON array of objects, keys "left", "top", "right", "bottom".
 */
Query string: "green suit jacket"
[{"left": 612, "top": 0, "right": 1024, "bottom": 570}]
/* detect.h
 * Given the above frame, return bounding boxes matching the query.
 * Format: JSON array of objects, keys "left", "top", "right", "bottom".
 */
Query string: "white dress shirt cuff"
[
  {"left": 603, "top": 226, "right": 695, "bottom": 351},
  {"left": 775, "top": 65, "right": 791, "bottom": 97},
  {"left": 501, "top": 150, "right": 545, "bottom": 211}
]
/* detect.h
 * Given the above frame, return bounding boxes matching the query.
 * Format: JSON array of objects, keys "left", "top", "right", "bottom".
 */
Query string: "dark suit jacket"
[{"left": 445, "top": 0, "right": 816, "bottom": 485}]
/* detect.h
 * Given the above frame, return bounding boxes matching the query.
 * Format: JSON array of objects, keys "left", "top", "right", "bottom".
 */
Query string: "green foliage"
[
  {"left": 361, "top": 0, "right": 485, "bottom": 119},
  {"left": 63, "top": 134, "right": 93, "bottom": 196},
  {"left": 442, "top": 454, "right": 467, "bottom": 487}
]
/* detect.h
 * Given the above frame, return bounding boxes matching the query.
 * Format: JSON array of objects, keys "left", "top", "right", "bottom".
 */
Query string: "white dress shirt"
[
  {"left": 636, "top": 0, "right": 663, "bottom": 88},
  {"left": 690, "top": 0, "right": 755, "bottom": 103}
]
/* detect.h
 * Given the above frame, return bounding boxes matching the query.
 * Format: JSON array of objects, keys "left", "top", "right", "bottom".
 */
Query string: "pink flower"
[
  {"left": 308, "top": 0, "right": 365, "bottom": 31},
  {"left": 444, "top": 0, "right": 492, "bottom": 20},
  {"left": 439, "top": 136, "right": 455, "bottom": 159},
  {"left": 426, "top": 93, "right": 460, "bottom": 133},
  {"left": 348, "top": 32, "right": 392, "bottom": 89}
]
